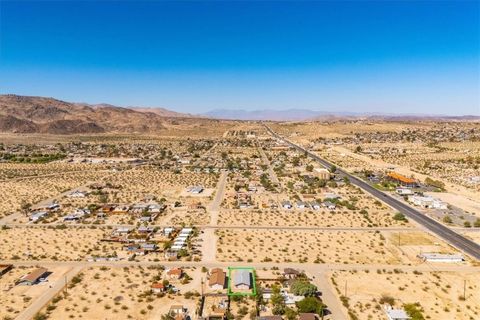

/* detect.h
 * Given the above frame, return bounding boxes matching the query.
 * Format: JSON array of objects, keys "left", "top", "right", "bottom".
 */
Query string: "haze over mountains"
[
  {"left": 0, "top": 94, "right": 478, "bottom": 134},
  {"left": 203, "top": 109, "right": 480, "bottom": 121}
]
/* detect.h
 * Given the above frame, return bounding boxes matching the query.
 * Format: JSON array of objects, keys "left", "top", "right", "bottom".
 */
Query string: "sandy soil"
[
  {"left": 330, "top": 269, "right": 480, "bottom": 320},
  {"left": 216, "top": 229, "right": 426, "bottom": 264},
  {"left": 0, "top": 227, "right": 116, "bottom": 261},
  {"left": 38, "top": 266, "right": 203, "bottom": 320},
  {"left": 218, "top": 208, "right": 410, "bottom": 228}
]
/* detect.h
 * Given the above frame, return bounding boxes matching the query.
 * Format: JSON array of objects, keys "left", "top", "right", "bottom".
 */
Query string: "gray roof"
[{"left": 234, "top": 270, "right": 251, "bottom": 287}]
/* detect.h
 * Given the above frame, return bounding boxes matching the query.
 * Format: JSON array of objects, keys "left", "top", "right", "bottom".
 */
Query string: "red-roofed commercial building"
[{"left": 387, "top": 172, "right": 417, "bottom": 187}]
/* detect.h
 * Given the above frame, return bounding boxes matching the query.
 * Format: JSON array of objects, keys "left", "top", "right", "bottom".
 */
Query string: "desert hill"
[{"left": 0, "top": 94, "right": 198, "bottom": 134}]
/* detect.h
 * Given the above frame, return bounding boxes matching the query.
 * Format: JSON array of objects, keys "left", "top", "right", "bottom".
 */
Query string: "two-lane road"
[{"left": 264, "top": 124, "right": 480, "bottom": 261}]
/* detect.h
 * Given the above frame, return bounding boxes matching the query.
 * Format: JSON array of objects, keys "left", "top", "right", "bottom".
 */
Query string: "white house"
[
  {"left": 180, "top": 228, "right": 193, "bottom": 235},
  {"left": 163, "top": 227, "right": 175, "bottom": 237},
  {"left": 409, "top": 195, "right": 447, "bottom": 209},
  {"left": 30, "top": 211, "right": 47, "bottom": 222},
  {"left": 396, "top": 188, "right": 413, "bottom": 195},
  {"left": 384, "top": 305, "right": 410, "bottom": 320},
  {"left": 323, "top": 201, "right": 336, "bottom": 210},
  {"left": 310, "top": 201, "right": 321, "bottom": 210},
  {"left": 296, "top": 201, "right": 308, "bottom": 209},
  {"left": 282, "top": 201, "right": 292, "bottom": 209},
  {"left": 189, "top": 186, "right": 204, "bottom": 194},
  {"left": 323, "top": 192, "right": 340, "bottom": 200},
  {"left": 67, "top": 190, "right": 88, "bottom": 198}
]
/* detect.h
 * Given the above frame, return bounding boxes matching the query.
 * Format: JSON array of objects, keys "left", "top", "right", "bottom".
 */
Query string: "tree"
[
  {"left": 290, "top": 280, "right": 317, "bottom": 297},
  {"left": 424, "top": 177, "right": 445, "bottom": 190},
  {"left": 296, "top": 297, "right": 327, "bottom": 315},
  {"left": 474, "top": 218, "right": 480, "bottom": 228},
  {"left": 442, "top": 216, "right": 452, "bottom": 224},
  {"left": 329, "top": 165, "right": 337, "bottom": 173},
  {"left": 403, "top": 303, "right": 425, "bottom": 320},
  {"left": 284, "top": 307, "right": 297, "bottom": 320},
  {"left": 161, "top": 313, "right": 174, "bottom": 320},
  {"left": 20, "top": 201, "right": 32, "bottom": 216},
  {"left": 393, "top": 212, "right": 407, "bottom": 222},
  {"left": 271, "top": 285, "right": 286, "bottom": 315}
]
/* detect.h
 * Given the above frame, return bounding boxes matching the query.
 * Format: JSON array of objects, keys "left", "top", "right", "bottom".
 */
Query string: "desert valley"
[{"left": 0, "top": 95, "right": 479, "bottom": 320}]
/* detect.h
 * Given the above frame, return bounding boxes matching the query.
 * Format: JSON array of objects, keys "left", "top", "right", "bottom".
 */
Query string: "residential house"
[
  {"left": 64, "top": 208, "right": 90, "bottom": 221},
  {"left": 30, "top": 211, "right": 47, "bottom": 222},
  {"left": 167, "top": 268, "right": 183, "bottom": 280},
  {"left": 163, "top": 227, "right": 175, "bottom": 237},
  {"left": 189, "top": 186, "right": 204, "bottom": 194},
  {"left": 234, "top": 270, "right": 251, "bottom": 290},
  {"left": 131, "top": 203, "right": 149, "bottom": 214},
  {"left": 323, "top": 201, "right": 336, "bottom": 210},
  {"left": 385, "top": 306, "right": 410, "bottom": 320},
  {"left": 67, "top": 190, "right": 88, "bottom": 198},
  {"left": 314, "top": 168, "right": 330, "bottom": 180},
  {"left": 114, "top": 227, "right": 133, "bottom": 236},
  {"left": 409, "top": 196, "right": 448, "bottom": 209},
  {"left": 299, "top": 314, "right": 317, "bottom": 320},
  {"left": 169, "top": 305, "right": 186, "bottom": 316},
  {"left": 396, "top": 188, "right": 413, "bottom": 195},
  {"left": 283, "top": 292, "right": 304, "bottom": 305},
  {"left": 296, "top": 201, "right": 308, "bottom": 209},
  {"left": 282, "top": 201, "right": 292, "bottom": 210},
  {"left": 112, "top": 205, "right": 130, "bottom": 214},
  {"left": 0, "top": 264, "right": 13, "bottom": 277},
  {"left": 141, "top": 243, "right": 158, "bottom": 252},
  {"left": 138, "top": 226, "right": 154, "bottom": 234},
  {"left": 283, "top": 268, "right": 300, "bottom": 279},
  {"left": 209, "top": 268, "right": 226, "bottom": 290},
  {"left": 258, "top": 317, "right": 283, "bottom": 320},
  {"left": 323, "top": 192, "right": 340, "bottom": 200},
  {"left": 16, "top": 268, "right": 49, "bottom": 286},
  {"left": 151, "top": 282, "right": 166, "bottom": 294},
  {"left": 148, "top": 203, "right": 164, "bottom": 213},
  {"left": 309, "top": 201, "right": 321, "bottom": 210}
]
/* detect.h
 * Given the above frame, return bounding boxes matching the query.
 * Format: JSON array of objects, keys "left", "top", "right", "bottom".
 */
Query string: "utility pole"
[
  {"left": 344, "top": 281, "right": 347, "bottom": 297},
  {"left": 398, "top": 232, "right": 401, "bottom": 246},
  {"left": 464, "top": 280, "right": 466, "bottom": 300}
]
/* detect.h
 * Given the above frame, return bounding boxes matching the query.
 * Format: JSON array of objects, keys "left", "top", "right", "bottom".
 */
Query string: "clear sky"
[{"left": 0, "top": 0, "right": 479, "bottom": 115}]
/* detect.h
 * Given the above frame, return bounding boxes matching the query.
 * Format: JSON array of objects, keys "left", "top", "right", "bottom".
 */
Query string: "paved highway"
[{"left": 264, "top": 125, "right": 480, "bottom": 261}]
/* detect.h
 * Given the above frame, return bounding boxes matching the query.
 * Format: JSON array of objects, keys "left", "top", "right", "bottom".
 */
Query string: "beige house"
[{"left": 314, "top": 168, "right": 330, "bottom": 180}]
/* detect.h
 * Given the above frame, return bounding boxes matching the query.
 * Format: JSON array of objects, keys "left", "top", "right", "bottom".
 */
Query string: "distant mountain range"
[
  {"left": 203, "top": 109, "right": 330, "bottom": 121},
  {"left": 203, "top": 108, "right": 480, "bottom": 121},
  {"left": 1, "top": 94, "right": 478, "bottom": 134},
  {"left": 0, "top": 94, "right": 198, "bottom": 134}
]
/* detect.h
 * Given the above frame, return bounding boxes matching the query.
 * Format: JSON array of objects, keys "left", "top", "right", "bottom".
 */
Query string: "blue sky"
[{"left": 0, "top": 1, "right": 479, "bottom": 115}]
